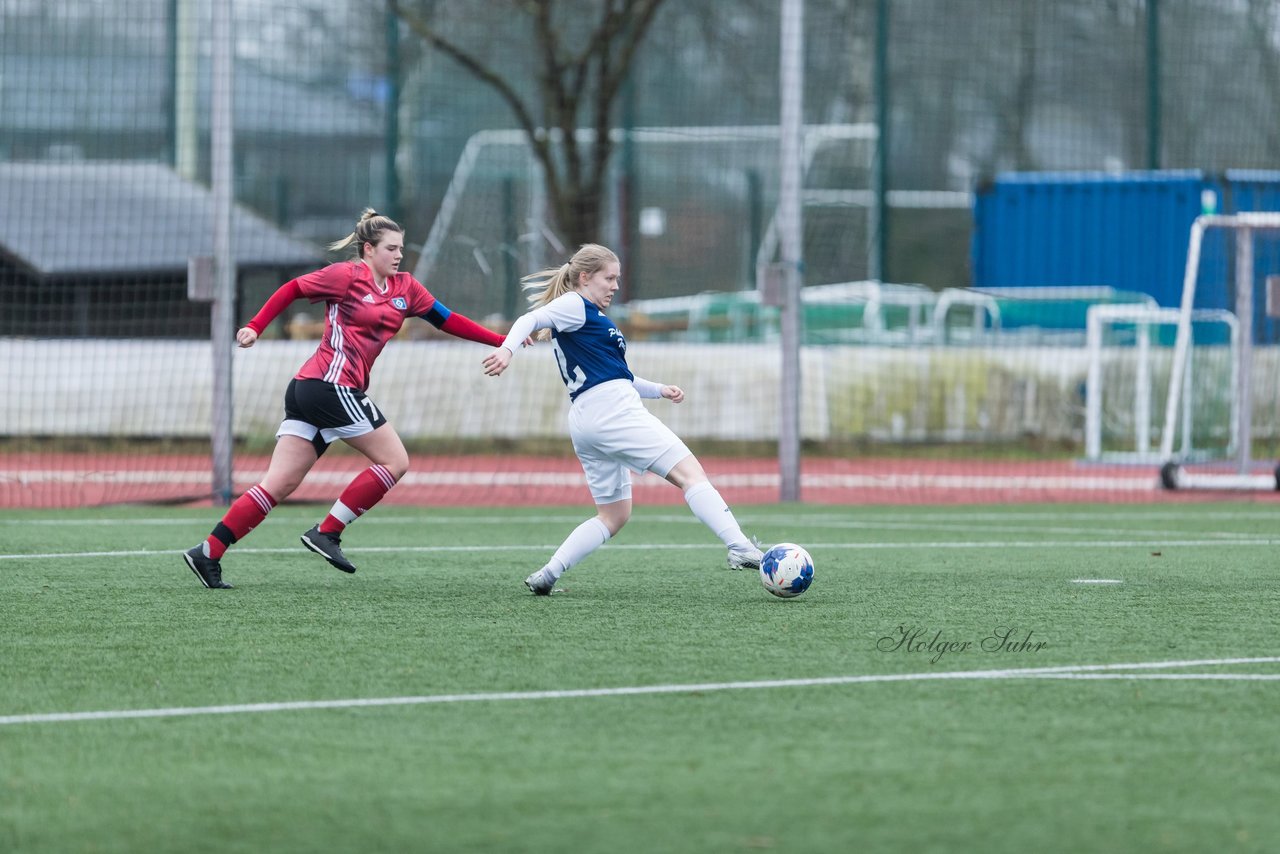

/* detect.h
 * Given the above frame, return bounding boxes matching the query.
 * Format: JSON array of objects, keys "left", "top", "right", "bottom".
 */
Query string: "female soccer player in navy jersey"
[
  {"left": 183, "top": 209, "right": 506, "bottom": 589},
  {"left": 482, "top": 243, "right": 764, "bottom": 595}
]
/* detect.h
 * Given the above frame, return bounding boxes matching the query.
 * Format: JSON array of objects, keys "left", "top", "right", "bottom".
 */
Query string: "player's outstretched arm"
[
  {"left": 240, "top": 278, "right": 305, "bottom": 344},
  {"left": 484, "top": 310, "right": 544, "bottom": 377},
  {"left": 422, "top": 301, "right": 505, "bottom": 347},
  {"left": 483, "top": 346, "right": 513, "bottom": 377},
  {"left": 633, "top": 375, "right": 681, "bottom": 402}
]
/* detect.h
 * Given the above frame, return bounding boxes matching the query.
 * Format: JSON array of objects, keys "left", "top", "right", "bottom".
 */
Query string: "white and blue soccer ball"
[{"left": 759, "top": 543, "right": 814, "bottom": 598}]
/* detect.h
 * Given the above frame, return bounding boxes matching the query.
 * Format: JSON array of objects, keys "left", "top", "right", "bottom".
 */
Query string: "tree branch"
[
  {"left": 389, "top": 0, "right": 575, "bottom": 239},
  {"left": 389, "top": 0, "right": 671, "bottom": 246},
  {"left": 387, "top": 0, "right": 543, "bottom": 139},
  {"left": 586, "top": 0, "right": 665, "bottom": 197},
  {"left": 596, "top": 0, "right": 665, "bottom": 113},
  {"left": 531, "top": 0, "right": 567, "bottom": 126}
]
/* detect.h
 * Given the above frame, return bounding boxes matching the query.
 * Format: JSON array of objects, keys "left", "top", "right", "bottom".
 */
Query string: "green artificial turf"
[{"left": 1, "top": 504, "right": 1278, "bottom": 853}]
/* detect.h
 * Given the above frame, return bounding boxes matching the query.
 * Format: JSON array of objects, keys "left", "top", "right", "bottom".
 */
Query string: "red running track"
[{"left": 3, "top": 453, "right": 1278, "bottom": 508}]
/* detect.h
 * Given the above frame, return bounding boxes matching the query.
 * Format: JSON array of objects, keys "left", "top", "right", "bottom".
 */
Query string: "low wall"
[{"left": 3, "top": 339, "right": 1275, "bottom": 444}]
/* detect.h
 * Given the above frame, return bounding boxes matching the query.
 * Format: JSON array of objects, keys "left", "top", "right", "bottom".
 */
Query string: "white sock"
[
  {"left": 684, "top": 481, "right": 750, "bottom": 550},
  {"left": 547, "top": 516, "right": 611, "bottom": 580},
  {"left": 327, "top": 500, "right": 358, "bottom": 526}
]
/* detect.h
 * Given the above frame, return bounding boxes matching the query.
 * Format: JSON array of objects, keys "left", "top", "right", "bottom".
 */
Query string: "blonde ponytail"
[
  {"left": 519, "top": 244, "right": 619, "bottom": 341},
  {"left": 328, "top": 208, "right": 403, "bottom": 258},
  {"left": 522, "top": 244, "right": 618, "bottom": 308}
]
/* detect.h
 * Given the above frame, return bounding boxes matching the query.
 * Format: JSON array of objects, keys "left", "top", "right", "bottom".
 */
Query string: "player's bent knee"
[
  {"left": 264, "top": 478, "right": 302, "bottom": 500},
  {"left": 596, "top": 505, "right": 631, "bottom": 535},
  {"left": 663, "top": 455, "right": 707, "bottom": 491},
  {"left": 370, "top": 449, "right": 409, "bottom": 481},
  {"left": 599, "top": 515, "right": 628, "bottom": 536}
]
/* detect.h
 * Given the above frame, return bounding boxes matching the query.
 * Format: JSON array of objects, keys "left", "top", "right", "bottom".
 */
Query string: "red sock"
[
  {"left": 206, "top": 484, "right": 277, "bottom": 559},
  {"left": 319, "top": 465, "right": 397, "bottom": 535}
]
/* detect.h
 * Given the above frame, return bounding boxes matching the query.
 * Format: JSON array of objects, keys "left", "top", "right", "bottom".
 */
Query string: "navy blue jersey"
[{"left": 551, "top": 294, "right": 633, "bottom": 401}]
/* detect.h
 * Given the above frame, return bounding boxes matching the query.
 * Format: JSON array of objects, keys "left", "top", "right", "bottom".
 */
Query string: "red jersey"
[{"left": 291, "top": 262, "right": 436, "bottom": 390}]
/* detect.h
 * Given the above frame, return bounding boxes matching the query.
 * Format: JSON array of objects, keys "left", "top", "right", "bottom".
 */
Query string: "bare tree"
[{"left": 387, "top": 0, "right": 668, "bottom": 248}]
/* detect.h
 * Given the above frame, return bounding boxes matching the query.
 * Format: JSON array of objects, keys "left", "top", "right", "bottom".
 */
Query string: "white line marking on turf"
[
  {"left": 2, "top": 657, "right": 1276, "bottom": 727},
  {"left": 0, "top": 514, "right": 603, "bottom": 528},
  {"left": 7, "top": 516, "right": 1267, "bottom": 544},
  {"left": 1028, "top": 673, "right": 1280, "bottom": 680},
  {"left": 1071, "top": 579, "right": 1124, "bottom": 584},
  {"left": 5, "top": 538, "right": 1280, "bottom": 562},
  {"left": 7, "top": 509, "right": 1280, "bottom": 527},
  {"left": 0, "top": 545, "right": 565, "bottom": 561}
]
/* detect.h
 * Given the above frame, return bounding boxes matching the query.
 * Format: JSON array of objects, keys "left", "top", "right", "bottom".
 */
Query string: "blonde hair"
[
  {"left": 522, "top": 243, "right": 619, "bottom": 307},
  {"left": 520, "top": 244, "right": 619, "bottom": 341},
  {"left": 328, "top": 208, "right": 403, "bottom": 258}
]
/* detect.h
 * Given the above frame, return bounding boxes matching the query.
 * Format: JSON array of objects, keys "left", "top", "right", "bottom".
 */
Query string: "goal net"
[
  {"left": 410, "top": 124, "right": 881, "bottom": 316},
  {"left": 1084, "top": 304, "right": 1239, "bottom": 464},
  {"left": 1157, "top": 213, "right": 1280, "bottom": 488}
]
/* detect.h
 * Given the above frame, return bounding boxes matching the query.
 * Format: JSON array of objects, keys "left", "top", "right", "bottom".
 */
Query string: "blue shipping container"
[{"left": 972, "top": 171, "right": 1222, "bottom": 308}]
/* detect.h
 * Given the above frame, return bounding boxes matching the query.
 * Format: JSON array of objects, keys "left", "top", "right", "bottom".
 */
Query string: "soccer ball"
[{"left": 759, "top": 543, "right": 814, "bottom": 598}]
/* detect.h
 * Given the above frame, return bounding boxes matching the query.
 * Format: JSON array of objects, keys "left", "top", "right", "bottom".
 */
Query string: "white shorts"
[{"left": 567, "top": 380, "right": 692, "bottom": 505}]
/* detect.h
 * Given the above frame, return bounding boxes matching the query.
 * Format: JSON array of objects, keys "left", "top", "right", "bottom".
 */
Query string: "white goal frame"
[
  {"left": 1085, "top": 303, "right": 1239, "bottom": 463},
  {"left": 412, "top": 124, "right": 882, "bottom": 285},
  {"left": 410, "top": 123, "right": 974, "bottom": 288},
  {"left": 1159, "top": 212, "right": 1280, "bottom": 490}
]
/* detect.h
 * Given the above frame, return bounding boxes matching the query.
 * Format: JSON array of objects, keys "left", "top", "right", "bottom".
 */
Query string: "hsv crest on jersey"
[{"left": 291, "top": 261, "right": 435, "bottom": 391}]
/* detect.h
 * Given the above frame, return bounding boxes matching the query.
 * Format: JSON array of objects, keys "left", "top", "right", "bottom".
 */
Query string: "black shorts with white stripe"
[{"left": 281, "top": 378, "right": 389, "bottom": 456}]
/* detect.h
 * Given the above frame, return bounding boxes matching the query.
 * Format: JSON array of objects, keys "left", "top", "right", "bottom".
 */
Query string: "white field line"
[
  {"left": 5, "top": 537, "right": 1280, "bottom": 562},
  {"left": 0, "top": 515, "right": 604, "bottom": 527},
  {"left": 0, "top": 518, "right": 1264, "bottom": 550},
  {"left": 5, "top": 507, "right": 1274, "bottom": 535},
  {"left": 0, "top": 545, "right": 560, "bottom": 560},
  {"left": 2, "top": 657, "right": 1277, "bottom": 728},
  {"left": 6, "top": 509, "right": 1280, "bottom": 528},
  {"left": 732, "top": 518, "right": 1264, "bottom": 540},
  {"left": 1028, "top": 673, "right": 1280, "bottom": 680}
]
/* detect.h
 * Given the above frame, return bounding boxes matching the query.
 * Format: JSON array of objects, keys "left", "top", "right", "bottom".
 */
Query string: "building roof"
[
  {"left": 0, "top": 161, "right": 323, "bottom": 277},
  {"left": 0, "top": 53, "right": 384, "bottom": 137}
]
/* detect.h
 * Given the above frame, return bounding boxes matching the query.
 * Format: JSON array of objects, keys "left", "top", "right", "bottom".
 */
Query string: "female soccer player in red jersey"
[{"left": 183, "top": 208, "right": 505, "bottom": 589}]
